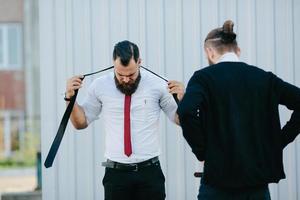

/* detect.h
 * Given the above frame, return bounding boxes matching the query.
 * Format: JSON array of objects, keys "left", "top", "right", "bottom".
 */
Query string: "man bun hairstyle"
[
  {"left": 205, "top": 20, "right": 238, "bottom": 54},
  {"left": 221, "top": 20, "right": 236, "bottom": 44}
]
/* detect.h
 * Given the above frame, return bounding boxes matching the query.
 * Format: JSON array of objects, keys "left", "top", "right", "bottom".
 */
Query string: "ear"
[
  {"left": 137, "top": 58, "right": 142, "bottom": 65},
  {"left": 235, "top": 47, "right": 241, "bottom": 57},
  {"left": 205, "top": 47, "right": 214, "bottom": 60}
]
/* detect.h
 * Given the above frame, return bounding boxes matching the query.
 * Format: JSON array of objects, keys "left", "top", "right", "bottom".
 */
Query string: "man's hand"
[
  {"left": 167, "top": 80, "right": 185, "bottom": 101},
  {"left": 66, "top": 75, "right": 84, "bottom": 98},
  {"left": 65, "top": 75, "right": 88, "bottom": 129}
]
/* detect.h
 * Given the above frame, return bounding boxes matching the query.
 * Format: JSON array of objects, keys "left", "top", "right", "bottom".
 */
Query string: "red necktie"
[{"left": 124, "top": 95, "right": 132, "bottom": 157}]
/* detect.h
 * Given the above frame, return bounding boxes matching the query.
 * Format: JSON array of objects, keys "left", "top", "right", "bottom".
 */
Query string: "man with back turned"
[{"left": 177, "top": 20, "right": 300, "bottom": 200}]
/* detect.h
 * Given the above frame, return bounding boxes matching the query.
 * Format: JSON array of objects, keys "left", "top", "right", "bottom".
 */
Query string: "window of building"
[
  {"left": 0, "top": 24, "right": 23, "bottom": 69},
  {"left": 0, "top": 29, "right": 3, "bottom": 64}
]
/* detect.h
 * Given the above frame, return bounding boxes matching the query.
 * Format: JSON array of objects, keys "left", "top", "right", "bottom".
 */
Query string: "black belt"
[{"left": 102, "top": 157, "right": 159, "bottom": 171}]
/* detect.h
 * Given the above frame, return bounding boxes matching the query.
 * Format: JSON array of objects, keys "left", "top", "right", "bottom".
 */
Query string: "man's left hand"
[{"left": 167, "top": 80, "right": 185, "bottom": 101}]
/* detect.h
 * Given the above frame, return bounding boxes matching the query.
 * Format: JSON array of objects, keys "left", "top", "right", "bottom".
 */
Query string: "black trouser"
[
  {"left": 198, "top": 179, "right": 271, "bottom": 200},
  {"left": 102, "top": 161, "right": 165, "bottom": 200}
]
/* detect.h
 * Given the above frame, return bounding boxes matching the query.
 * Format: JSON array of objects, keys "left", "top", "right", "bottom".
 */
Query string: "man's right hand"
[
  {"left": 66, "top": 75, "right": 84, "bottom": 99},
  {"left": 65, "top": 75, "right": 88, "bottom": 129}
]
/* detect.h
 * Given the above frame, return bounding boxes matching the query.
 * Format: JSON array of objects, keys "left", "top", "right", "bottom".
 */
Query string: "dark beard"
[{"left": 114, "top": 72, "right": 141, "bottom": 95}]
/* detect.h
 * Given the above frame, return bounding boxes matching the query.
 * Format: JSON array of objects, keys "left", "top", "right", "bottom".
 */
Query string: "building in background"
[
  {"left": 39, "top": 0, "right": 300, "bottom": 200},
  {"left": 0, "top": 0, "right": 40, "bottom": 194},
  {"left": 0, "top": 0, "right": 25, "bottom": 161}
]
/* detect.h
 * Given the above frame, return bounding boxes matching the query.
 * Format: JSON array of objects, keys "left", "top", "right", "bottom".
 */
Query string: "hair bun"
[{"left": 221, "top": 20, "right": 236, "bottom": 44}]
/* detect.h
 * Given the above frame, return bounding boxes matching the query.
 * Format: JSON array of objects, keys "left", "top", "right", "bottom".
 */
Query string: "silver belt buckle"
[{"left": 102, "top": 161, "right": 114, "bottom": 168}]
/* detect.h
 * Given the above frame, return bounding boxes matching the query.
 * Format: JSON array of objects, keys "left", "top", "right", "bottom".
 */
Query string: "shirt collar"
[{"left": 217, "top": 52, "right": 240, "bottom": 63}]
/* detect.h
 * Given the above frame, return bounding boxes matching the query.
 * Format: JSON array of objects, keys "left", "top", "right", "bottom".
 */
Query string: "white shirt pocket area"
[{"left": 131, "top": 96, "right": 160, "bottom": 123}]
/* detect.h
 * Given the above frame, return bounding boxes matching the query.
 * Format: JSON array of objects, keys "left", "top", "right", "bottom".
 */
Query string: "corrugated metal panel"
[
  {"left": 294, "top": 1, "right": 300, "bottom": 199},
  {"left": 40, "top": 0, "right": 300, "bottom": 199}
]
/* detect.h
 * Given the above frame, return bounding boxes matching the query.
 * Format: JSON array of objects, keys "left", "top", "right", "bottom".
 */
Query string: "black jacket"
[{"left": 177, "top": 62, "right": 300, "bottom": 188}]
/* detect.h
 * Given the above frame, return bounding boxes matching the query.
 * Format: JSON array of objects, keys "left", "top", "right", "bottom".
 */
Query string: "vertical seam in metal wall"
[
  {"left": 272, "top": 1, "right": 279, "bottom": 197},
  {"left": 64, "top": 0, "right": 68, "bottom": 80},
  {"left": 180, "top": 2, "right": 189, "bottom": 199},
  {"left": 180, "top": 0, "right": 185, "bottom": 81},
  {"left": 254, "top": 0, "right": 258, "bottom": 65},
  {"left": 234, "top": 0, "right": 237, "bottom": 34},
  {"left": 273, "top": 0, "right": 277, "bottom": 75},
  {"left": 108, "top": 0, "right": 112, "bottom": 59},
  {"left": 70, "top": 0, "right": 78, "bottom": 199},
  {"left": 138, "top": 0, "right": 142, "bottom": 53},
  {"left": 52, "top": 0, "right": 59, "bottom": 199},
  {"left": 291, "top": 0, "right": 298, "bottom": 199},
  {"left": 199, "top": 0, "right": 203, "bottom": 68},
  {"left": 88, "top": 0, "right": 96, "bottom": 199},
  {"left": 162, "top": 0, "right": 168, "bottom": 183},
  {"left": 291, "top": 0, "right": 296, "bottom": 84},
  {"left": 218, "top": 0, "right": 221, "bottom": 26},
  {"left": 235, "top": 0, "right": 239, "bottom": 38},
  {"left": 180, "top": 0, "right": 184, "bottom": 83},
  {"left": 68, "top": 0, "right": 76, "bottom": 198},
  {"left": 126, "top": 0, "right": 129, "bottom": 39},
  {"left": 138, "top": 0, "right": 142, "bottom": 56},
  {"left": 179, "top": 1, "right": 186, "bottom": 198},
  {"left": 144, "top": 0, "right": 148, "bottom": 63},
  {"left": 162, "top": 0, "right": 166, "bottom": 77},
  {"left": 63, "top": 0, "right": 70, "bottom": 198}
]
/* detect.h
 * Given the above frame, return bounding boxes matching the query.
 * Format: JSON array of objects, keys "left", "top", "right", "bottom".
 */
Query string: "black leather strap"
[
  {"left": 44, "top": 89, "right": 79, "bottom": 168},
  {"left": 44, "top": 66, "right": 113, "bottom": 168}
]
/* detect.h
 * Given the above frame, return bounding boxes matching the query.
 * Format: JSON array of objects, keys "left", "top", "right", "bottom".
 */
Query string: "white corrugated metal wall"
[{"left": 39, "top": 0, "right": 300, "bottom": 199}]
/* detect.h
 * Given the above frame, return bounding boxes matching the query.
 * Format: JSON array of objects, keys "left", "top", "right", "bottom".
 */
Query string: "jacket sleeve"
[
  {"left": 177, "top": 72, "right": 207, "bottom": 161},
  {"left": 274, "top": 75, "right": 300, "bottom": 147}
]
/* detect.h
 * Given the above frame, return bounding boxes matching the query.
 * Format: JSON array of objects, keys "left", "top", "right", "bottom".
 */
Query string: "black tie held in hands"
[{"left": 44, "top": 66, "right": 179, "bottom": 168}]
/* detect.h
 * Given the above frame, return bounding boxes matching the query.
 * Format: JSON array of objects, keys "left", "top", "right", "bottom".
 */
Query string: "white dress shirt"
[
  {"left": 80, "top": 68, "right": 177, "bottom": 163},
  {"left": 217, "top": 52, "right": 240, "bottom": 63}
]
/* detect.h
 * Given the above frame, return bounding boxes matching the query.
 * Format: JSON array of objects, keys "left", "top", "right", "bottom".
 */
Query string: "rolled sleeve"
[
  {"left": 160, "top": 87, "right": 178, "bottom": 123},
  {"left": 80, "top": 81, "right": 102, "bottom": 124}
]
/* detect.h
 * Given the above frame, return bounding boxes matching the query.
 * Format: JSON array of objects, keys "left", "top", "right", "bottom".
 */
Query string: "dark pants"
[
  {"left": 198, "top": 180, "right": 271, "bottom": 200},
  {"left": 102, "top": 161, "right": 165, "bottom": 200}
]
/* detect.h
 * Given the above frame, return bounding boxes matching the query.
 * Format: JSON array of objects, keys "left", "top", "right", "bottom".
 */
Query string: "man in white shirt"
[{"left": 65, "top": 40, "right": 184, "bottom": 200}]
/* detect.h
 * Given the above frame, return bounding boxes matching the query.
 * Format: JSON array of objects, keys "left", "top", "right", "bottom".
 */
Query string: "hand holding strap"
[{"left": 44, "top": 66, "right": 113, "bottom": 168}]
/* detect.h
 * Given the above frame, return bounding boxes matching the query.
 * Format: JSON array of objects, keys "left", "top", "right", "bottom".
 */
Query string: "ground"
[{"left": 0, "top": 168, "right": 36, "bottom": 196}]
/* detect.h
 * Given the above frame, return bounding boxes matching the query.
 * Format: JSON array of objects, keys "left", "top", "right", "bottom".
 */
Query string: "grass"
[{"left": 0, "top": 132, "right": 39, "bottom": 169}]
